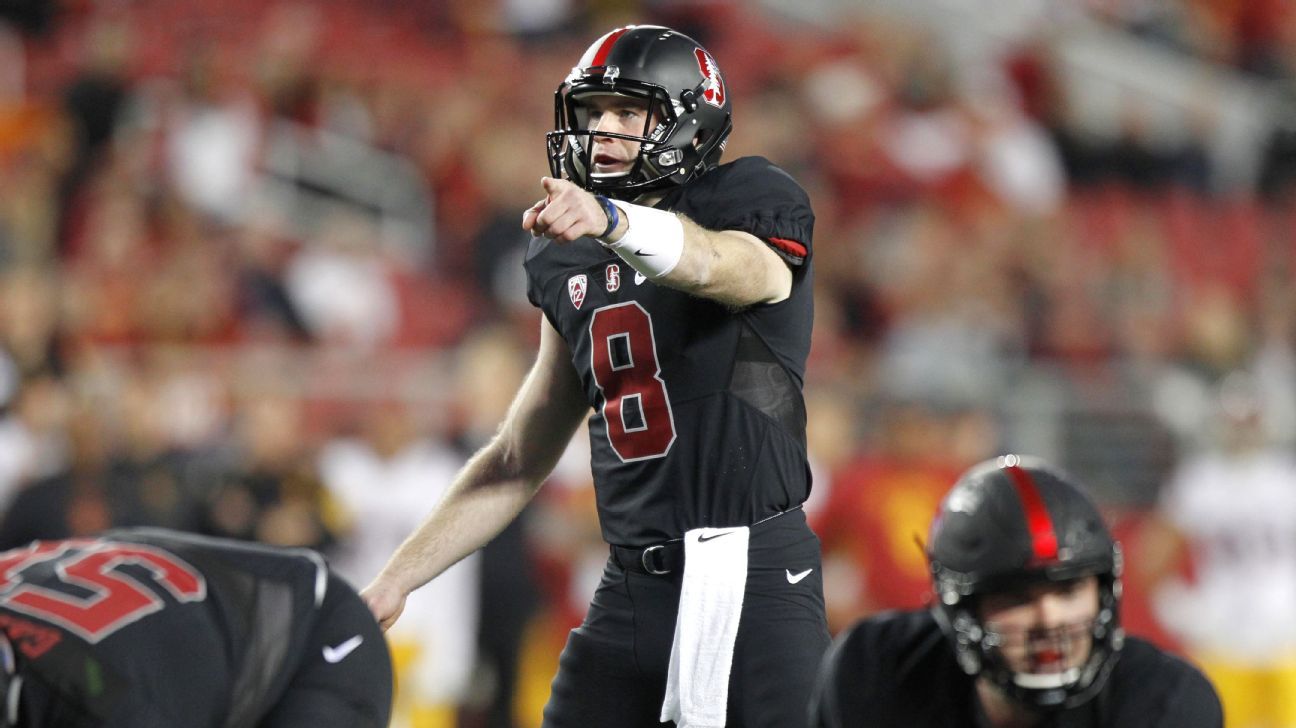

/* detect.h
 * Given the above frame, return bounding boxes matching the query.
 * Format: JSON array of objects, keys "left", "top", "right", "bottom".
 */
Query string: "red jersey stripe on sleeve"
[{"left": 767, "top": 237, "right": 807, "bottom": 259}]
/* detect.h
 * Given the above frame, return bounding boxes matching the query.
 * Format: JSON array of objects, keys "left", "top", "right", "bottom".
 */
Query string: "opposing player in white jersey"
[{"left": 1139, "top": 371, "right": 1296, "bottom": 728}]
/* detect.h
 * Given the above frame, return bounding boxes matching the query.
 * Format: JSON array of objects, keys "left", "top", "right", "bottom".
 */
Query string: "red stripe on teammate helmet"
[
  {"left": 1005, "top": 464, "right": 1059, "bottom": 562},
  {"left": 767, "top": 237, "right": 807, "bottom": 258},
  {"left": 591, "top": 27, "right": 630, "bottom": 67}
]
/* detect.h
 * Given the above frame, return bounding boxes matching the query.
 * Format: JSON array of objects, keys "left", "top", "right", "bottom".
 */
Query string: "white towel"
[{"left": 660, "top": 526, "right": 749, "bottom": 728}]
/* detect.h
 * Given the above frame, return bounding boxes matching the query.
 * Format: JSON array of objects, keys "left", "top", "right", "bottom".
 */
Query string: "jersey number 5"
[
  {"left": 0, "top": 540, "right": 207, "bottom": 642},
  {"left": 589, "top": 302, "right": 677, "bottom": 461}
]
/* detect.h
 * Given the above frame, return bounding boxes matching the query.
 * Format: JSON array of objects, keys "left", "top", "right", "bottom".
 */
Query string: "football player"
[
  {"left": 364, "top": 24, "right": 827, "bottom": 728},
  {"left": 809, "top": 455, "right": 1222, "bottom": 727},
  {"left": 0, "top": 528, "right": 391, "bottom": 727}
]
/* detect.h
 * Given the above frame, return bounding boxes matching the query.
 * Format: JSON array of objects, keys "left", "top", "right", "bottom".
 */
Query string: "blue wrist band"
[{"left": 595, "top": 195, "right": 620, "bottom": 240}]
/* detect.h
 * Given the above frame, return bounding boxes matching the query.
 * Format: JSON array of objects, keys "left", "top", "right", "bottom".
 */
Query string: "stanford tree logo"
[{"left": 694, "top": 48, "right": 725, "bottom": 108}]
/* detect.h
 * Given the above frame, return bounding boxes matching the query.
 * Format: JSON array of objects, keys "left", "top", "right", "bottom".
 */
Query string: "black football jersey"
[
  {"left": 524, "top": 156, "right": 815, "bottom": 546},
  {"left": 810, "top": 609, "right": 1223, "bottom": 728},
  {"left": 1, "top": 528, "right": 328, "bottom": 727}
]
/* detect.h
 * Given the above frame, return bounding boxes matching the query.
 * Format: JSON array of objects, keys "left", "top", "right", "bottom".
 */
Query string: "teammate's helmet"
[
  {"left": 926, "top": 455, "right": 1124, "bottom": 710},
  {"left": 547, "top": 25, "right": 733, "bottom": 198}
]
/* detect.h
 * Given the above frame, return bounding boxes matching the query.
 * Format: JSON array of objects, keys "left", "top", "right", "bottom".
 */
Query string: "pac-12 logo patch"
[
  {"left": 694, "top": 48, "right": 725, "bottom": 108},
  {"left": 568, "top": 274, "right": 588, "bottom": 309},
  {"left": 605, "top": 264, "right": 621, "bottom": 292}
]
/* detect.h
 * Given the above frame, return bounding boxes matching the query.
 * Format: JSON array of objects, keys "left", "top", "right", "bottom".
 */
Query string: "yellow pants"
[
  {"left": 1197, "top": 654, "right": 1296, "bottom": 728},
  {"left": 514, "top": 610, "right": 568, "bottom": 728},
  {"left": 387, "top": 638, "right": 458, "bottom": 728}
]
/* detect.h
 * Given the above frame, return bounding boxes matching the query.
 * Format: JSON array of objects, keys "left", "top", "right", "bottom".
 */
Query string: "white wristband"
[{"left": 601, "top": 201, "right": 684, "bottom": 279}]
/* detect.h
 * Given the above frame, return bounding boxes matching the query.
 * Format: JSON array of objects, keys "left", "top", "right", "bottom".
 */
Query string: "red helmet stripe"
[
  {"left": 591, "top": 27, "right": 630, "bottom": 67},
  {"left": 1005, "top": 465, "right": 1059, "bottom": 561}
]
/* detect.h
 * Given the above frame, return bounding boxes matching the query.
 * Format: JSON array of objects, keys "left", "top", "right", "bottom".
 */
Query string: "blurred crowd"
[{"left": 1, "top": 0, "right": 1295, "bottom": 726}]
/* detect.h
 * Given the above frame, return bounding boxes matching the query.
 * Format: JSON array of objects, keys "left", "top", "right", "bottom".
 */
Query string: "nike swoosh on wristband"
[
  {"left": 634, "top": 250, "right": 654, "bottom": 256},
  {"left": 322, "top": 635, "right": 364, "bottom": 663},
  {"left": 786, "top": 568, "right": 813, "bottom": 584}
]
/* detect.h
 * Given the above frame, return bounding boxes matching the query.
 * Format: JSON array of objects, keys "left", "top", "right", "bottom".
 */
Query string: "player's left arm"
[
  {"left": 523, "top": 176, "right": 792, "bottom": 308},
  {"left": 661, "top": 220, "right": 791, "bottom": 307}
]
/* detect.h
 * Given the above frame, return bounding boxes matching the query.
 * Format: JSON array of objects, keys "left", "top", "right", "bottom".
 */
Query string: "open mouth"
[
  {"left": 592, "top": 152, "right": 629, "bottom": 172},
  {"left": 591, "top": 152, "right": 632, "bottom": 177},
  {"left": 1028, "top": 648, "right": 1066, "bottom": 671}
]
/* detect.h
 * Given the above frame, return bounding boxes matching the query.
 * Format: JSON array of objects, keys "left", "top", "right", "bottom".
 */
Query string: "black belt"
[
  {"left": 608, "top": 506, "right": 803, "bottom": 577},
  {"left": 610, "top": 539, "right": 684, "bottom": 575}
]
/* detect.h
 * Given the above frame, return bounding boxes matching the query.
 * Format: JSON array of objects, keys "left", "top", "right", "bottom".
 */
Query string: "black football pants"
[{"left": 543, "top": 509, "right": 830, "bottom": 728}]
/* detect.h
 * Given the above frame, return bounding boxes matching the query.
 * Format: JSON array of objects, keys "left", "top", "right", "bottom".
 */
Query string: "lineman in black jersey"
[
  {"left": 810, "top": 456, "right": 1222, "bottom": 728},
  {"left": 364, "top": 24, "right": 828, "bottom": 728},
  {"left": 0, "top": 528, "right": 392, "bottom": 727}
]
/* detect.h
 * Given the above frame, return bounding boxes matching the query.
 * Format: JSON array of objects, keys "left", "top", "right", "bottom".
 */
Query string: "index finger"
[
  {"left": 522, "top": 198, "right": 547, "bottom": 232},
  {"left": 541, "top": 176, "right": 571, "bottom": 195}
]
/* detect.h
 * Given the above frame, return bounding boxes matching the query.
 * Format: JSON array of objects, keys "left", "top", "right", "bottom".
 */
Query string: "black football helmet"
[
  {"left": 546, "top": 25, "right": 733, "bottom": 198},
  {"left": 926, "top": 454, "right": 1124, "bottom": 710}
]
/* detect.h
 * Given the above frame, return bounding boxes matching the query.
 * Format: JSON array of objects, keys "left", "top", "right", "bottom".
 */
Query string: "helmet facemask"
[
  {"left": 548, "top": 86, "right": 669, "bottom": 194},
  {"left": 934, "top": 550, "right": 1125, "bottom": 711}
]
